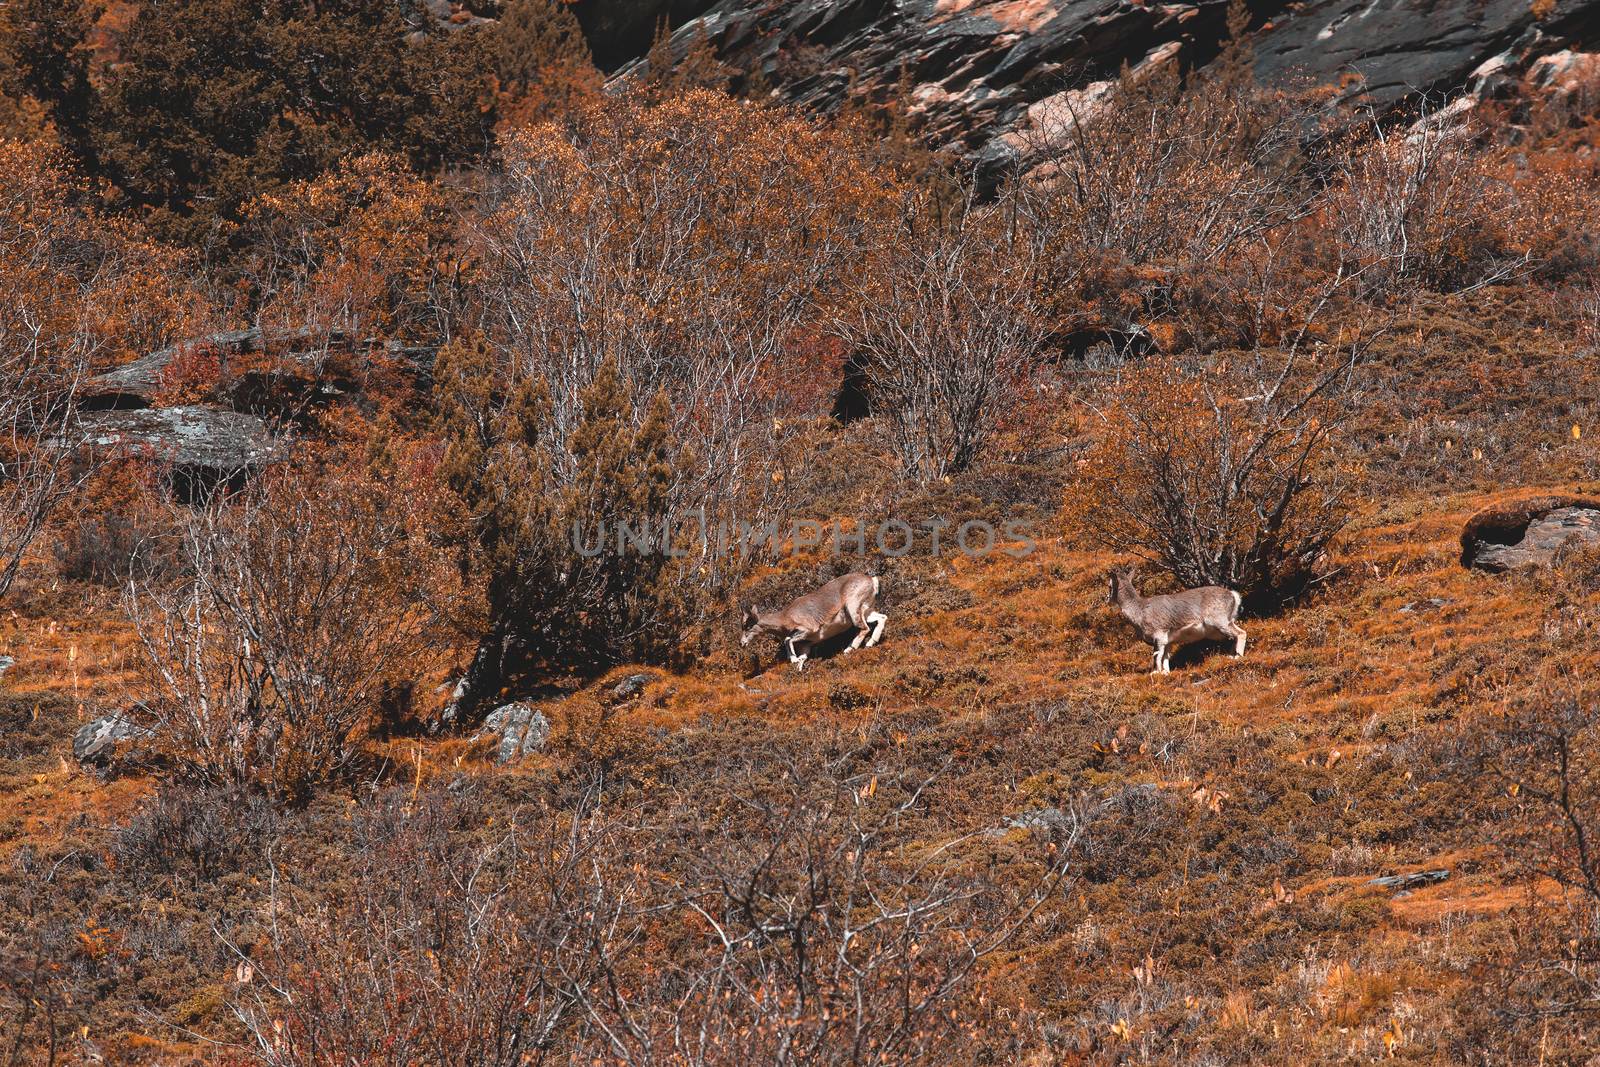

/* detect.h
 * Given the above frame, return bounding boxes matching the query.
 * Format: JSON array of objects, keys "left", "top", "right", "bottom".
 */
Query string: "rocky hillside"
[{"left": 605, "top": 0, "right": 1600, "bottom": 174}]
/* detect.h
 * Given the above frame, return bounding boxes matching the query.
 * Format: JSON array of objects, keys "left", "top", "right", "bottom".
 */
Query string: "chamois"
[
  {"left": 1108, "top": 567, "right": 1245, "bottom": 675},
  {"left": 741, "top": 572, "right": 887, "bottom": 672}
]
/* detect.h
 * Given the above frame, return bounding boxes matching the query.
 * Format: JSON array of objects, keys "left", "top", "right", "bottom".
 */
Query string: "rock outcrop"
[
  {"left": 1461, "top": 496, "right": 1600, "bottom": 571},
  {"left": 611, "top": 0, "right": 1600, "bottom": 178},
  {"left": 80, "top": 328, "right": 440, "bottom": 412},
  {"left": 80, "top": 406, "right": 278, "bottom": 483},
  {"left": 78, "top": 330, "right": 439, "bottom": 495}
]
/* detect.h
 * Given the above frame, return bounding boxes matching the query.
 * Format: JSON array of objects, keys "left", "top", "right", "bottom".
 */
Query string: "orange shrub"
[{"left": 1074, "top": 353, "right": 1356, "bottom": 607}]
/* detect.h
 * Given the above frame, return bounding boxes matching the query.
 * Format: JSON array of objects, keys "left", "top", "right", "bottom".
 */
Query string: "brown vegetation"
[{"left": 4, "top": 7, "right": 1600, "bottom": 1064}]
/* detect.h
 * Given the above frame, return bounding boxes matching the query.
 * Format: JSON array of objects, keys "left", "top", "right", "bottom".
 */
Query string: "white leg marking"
[
  {"left": 847, "top": 621, "right": 869, "bottom": 652},
  {"left": 865, "top": 612, "right": 887, "bottom": 647}
]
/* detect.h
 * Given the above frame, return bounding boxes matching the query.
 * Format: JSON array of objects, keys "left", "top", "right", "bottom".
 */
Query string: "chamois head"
[
  {"left": 740, "top": 605, "right": 763, "bottom": 647},
  {"left": 1107, "top": 566, "right": 1137, "bottom": 605}
]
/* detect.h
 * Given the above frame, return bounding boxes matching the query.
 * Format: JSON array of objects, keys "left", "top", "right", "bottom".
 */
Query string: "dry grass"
[{"left": 3, "top": 472, "right": 1598, "bottom": 1062}]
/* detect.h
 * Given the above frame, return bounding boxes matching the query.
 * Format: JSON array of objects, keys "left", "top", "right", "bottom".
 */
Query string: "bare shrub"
[
  {"left": 1322, "top": 105, "right": 1531, "bottom": 295},
  {"left": 51, "top": 462, "right": 176, "bottom": 587},
  {"left": 570, "top": 762, "right": 1072, "bottom": 1066},
  {"left": 441, "top": 91, "right": 903, "bottom": 713},
  {"left": 1485, "top": 696, "right": 1600, "bottom": 1034},
  {"left": 469, "top": 90, "right": 898, "bottom": 581},
  {"left": 228, "top": 763, "right": 1067, "bottom": 1067},
  {"left": 125, "top": 466, "right": 431, "bottom": 801},
  {"left": 829, "top": 190, "right": 1049, "bottom": 483},
  {"left": 1019, "top": 58, "right": 1308, "bottom": 277},
  {"left": 115, "top": 782, "right": 279, "bottom": 883},
  {"left": 1013, "top": 43, "right": 1317, "bottom": 350},
  {"left": 0, "top": 345, "right": 89, "bottom": 601},
  {"left": 0, "top": 141, "right": 193, "bottom": 601},
  {"left": 232, "top": 786, "right": 630, "bottom": 1066},
  {"left": 1076, "top": 332, "right": 1366, "bottom": 607}
]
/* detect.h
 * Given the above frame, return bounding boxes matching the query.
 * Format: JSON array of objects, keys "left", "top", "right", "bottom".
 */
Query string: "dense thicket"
[{"left": 93, "top": 0, "right": 494, "bottom": 245}]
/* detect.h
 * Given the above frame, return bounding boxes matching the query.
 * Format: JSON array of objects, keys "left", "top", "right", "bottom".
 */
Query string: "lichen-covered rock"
[
  {"left": 79, "top": 406, "right": 279, "bottom": 483},
  {"left": 610, "top": 672, "right": 654, "bottom": 701},
  {"left": 80, "top": 329, "right": 266, "bottom": 409},
  {"left": 473, "top": 702, "right": 552, "bottom": 764},
  {"left": 73, "top": 713, "right": 153, "bottom": 765},
  {"left": 81, "top": 329, "right": 439, "bottom": 413},
  {"left": 1003, "top": 806, "right": 1075, "bottom": 837}
]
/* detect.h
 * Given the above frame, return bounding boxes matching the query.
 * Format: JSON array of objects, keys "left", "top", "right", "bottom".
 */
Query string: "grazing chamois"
[
  {"left": 1108, "top": 567, "right": 1245, "bottom": 675},
  {"left": 741, "top": 572, "right": 887, "bottom": 672}
]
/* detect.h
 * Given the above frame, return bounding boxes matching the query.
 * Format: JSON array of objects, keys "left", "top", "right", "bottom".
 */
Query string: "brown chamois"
[
  {"left": 741, "top": 572, "right": 887, "bottom": 672},
  {"left": 1108, "top": 567, "right": 1245, "bottom": 675}
]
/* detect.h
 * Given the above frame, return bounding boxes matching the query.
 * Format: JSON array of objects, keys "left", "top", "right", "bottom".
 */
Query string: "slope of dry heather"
[
  {"left": 4, "top": 463, "right": 1600, "bottom": 1062},
  {"left": 7, "top": 5, "right": 1600, "bottom": 1063}
]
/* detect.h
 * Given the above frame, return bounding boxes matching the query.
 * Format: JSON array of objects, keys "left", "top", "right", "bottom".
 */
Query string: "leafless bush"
[
  {"left": 1488, "top": 698, "right": 1600, "bottom": 1023},
  {"left": 572, "top": 762, "right": 1072, "bottom": 1066},
  {"left": 1012, "top": 53, "right": 1317, "bottom": 350},
  {"left": 1323, "top": 105, "right": 1530, "bottom": 295},
  {"left": 469, "top": 91, "right": 897, "bottom": 591},
  {"left": 0, "top": 141, "right": 194, "bottom": 602},
  {"left": 125, "top": 468, "right": 430, "bottom": 801},
  {"left": 227, "top": 762, "right": 1067, "bottom": 1067},
  {"left": 829, "top": 191, "right": 1049, "bottom": 483},
  {"left": 0, "top": 341, "right": 89, "bottom": 602},
  {"left": 232, "top": 786, "right": 632, "bottom": 1066},
  {"left": 1076, "top": 285, "right": 1378, "bottom": 606},
  {"left": 115, "top": 782, "right": 279, "bottom": 883},
  {"left": 1018, "top": 60, "right": 1310, "bottom": 276}
]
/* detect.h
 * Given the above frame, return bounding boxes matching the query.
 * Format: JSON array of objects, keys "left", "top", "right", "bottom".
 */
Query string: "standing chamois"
[
  {"left": 1108, "top": 567, "right": 1246, "bottom": 675},
  {"left": 741, "top": 572, "right": 887, "bottom": 672}
]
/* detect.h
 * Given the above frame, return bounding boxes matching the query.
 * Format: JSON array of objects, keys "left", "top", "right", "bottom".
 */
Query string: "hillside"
[
  {"left": 5, "top": 466, "right": 1600, "bottom": 1061},
  {"left": 4, "top": 1, "right": 1600, "bottom": 1063}
]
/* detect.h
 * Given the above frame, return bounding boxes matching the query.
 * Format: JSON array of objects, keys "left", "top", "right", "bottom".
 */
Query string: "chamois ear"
[{"left": 743, "top": 605, "right": 758, "bottom": 625}]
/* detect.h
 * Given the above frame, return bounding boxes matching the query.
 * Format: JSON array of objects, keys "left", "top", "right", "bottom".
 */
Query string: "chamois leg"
[
  {"left": 1151, "top": 642, "right": 1166, "bottom": 675},
  {"left": 845, "top": 606, "right": 870, "bottom": 653},
  {"left": 864, "top": 611, "right": 887, "bottom": 647},
  {"left": 788, "top": 636, "right": 811, "bottom": 672},
  {"left": 1230, "top": 624, "right": 1247, "bottom": 658}
]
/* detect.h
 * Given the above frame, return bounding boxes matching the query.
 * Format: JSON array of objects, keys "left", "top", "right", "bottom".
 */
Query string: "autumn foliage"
[{"left": 8, "top": 4, "right": 1600, "bottom": 1064}]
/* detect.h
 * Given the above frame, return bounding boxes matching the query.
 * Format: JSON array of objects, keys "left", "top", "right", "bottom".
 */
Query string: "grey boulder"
[
  {"left": 1466, "top": 504, "right": 1600, "bottom": 572},
  {"left": 73, "top": 713, "right": 154, "bottom": 765},
  {"left": 79, "top": 406, "right": 278, "bottom": 477},
  {"left": 473, "top": 702, "right": 552, "bottom": 764}
]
